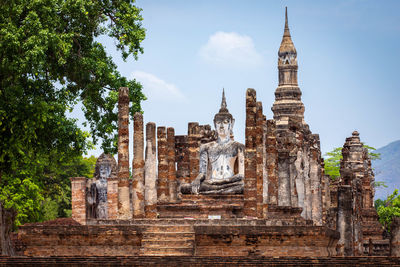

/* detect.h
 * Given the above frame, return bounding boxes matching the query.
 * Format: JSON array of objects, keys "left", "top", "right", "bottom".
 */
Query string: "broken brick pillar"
[
  {"left": 390, "top": 217, "right": 400, "bottom": 256},
  {"left": 188, "top": 122, "right": 200, "bottom": 183},
  {"left": 320, "top": 158, "right": 331, "bottom": 225},
  {"left": 175, "top": 135, "right": 189, "bottom": 183},
  {"left": 255, "top": 101, "right": 264, "bottom": 218},
  {"left": 310, "top": 134, "right": 323, "bottom": 225},
  {"left": 288, "top": 129, "right": 298, "bottom": 208},
  {"left": 117, "top": 87, "right": 131, "bottom": 220},
  {"left": 277, "top": 135, "right": 291, "bottom": 207},
  {"left": 157, "top": 126, "right": 169, "bottom": 203},
  {"left": 294, "top": 129, "right": 306, "bottom": 217},
  {"left": 107, "top": 177, "right": 119, "bottom": 220},
  {"left": 262, "top": 116, "right": 268, "bottom": 207},
  {"left": 144, "top": 122, "right": 157, "bottom": 218},
  {"left": 337, "top": 185, "right": 353, "bottom": 256},
  {"left": 302, "top": 137, "right": 312, "bottom": 220},
  {"left": 244, "top": 88, "right": 257, "bottom": 217},
  {"left": 167, "top": 127, "right": 178, "bottom": 202},
  {"left": 266, "top": 119, "right": 278, "bottom": 206},
  {"left": 132, "top": 112, "right": 145, "bottom": 218},
  {"left": 70, "top": 177, "right": 86, "bottom": 224}
]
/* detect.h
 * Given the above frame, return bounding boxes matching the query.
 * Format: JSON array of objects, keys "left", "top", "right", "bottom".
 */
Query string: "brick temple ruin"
[{"left": 12, "top": 8, "right": 400, "bottom": 260}]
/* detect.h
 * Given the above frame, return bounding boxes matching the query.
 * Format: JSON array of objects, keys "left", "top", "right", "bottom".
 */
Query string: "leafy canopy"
[
  {"left": 42, "top": 156, "right": 97, "bottom": 221},
  {"left": 375, "top": 189, "right": 400, "bottom": 232},
  {"left": 0, "top": 0, "right": 145, "bottom": 225}
]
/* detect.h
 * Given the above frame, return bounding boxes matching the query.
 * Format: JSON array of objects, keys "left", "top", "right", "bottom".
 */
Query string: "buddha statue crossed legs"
[{"left": 181, "top": 90, "right": 244, "bottom": 195}]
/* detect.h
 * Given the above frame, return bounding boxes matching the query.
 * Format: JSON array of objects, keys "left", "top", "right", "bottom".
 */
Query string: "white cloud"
[
  {"left": 199, "top": 31, "right": 263, "bottom": 68},
  {"left": 132, "top": 71, "right": 185, "bottom": 102}
]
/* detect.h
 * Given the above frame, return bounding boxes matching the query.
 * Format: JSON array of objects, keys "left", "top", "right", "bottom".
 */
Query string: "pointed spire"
[
  {"left": 279, "top": 7, "right": 297, "bottom": 56},
  {"left": 284, "top": 7, "right": 290, "bottom": 37},
  {"left": 214, "top": 88, "right": 233, "bottom": 123},
  {"left": 220, "top": 88, "right": 227, "bottom": 112}
]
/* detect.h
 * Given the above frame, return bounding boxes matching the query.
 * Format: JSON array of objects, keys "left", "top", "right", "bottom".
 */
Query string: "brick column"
[
  {"left": 277, "top": 139, "right": 291, "bottom": 206},
  {"left": 262, "top": 116, "right": 268, "bottom": 206},
  {"left": 157, "top": 126, "right": 169, "bottom": 203},
  {"left": 244, "top": 88, "right": 257, "bottom": 217},
  {"left": 145, "top": 122, "right": 157, "bottom": 218},
  {"left": 310, "top": 134, "right": 323, "bottom": 225},
  {"left": 255, "top": 101, "right": 264, "bottom": 218},
  {"left": 337, "top": 185, "right": 353, "bottom": 256},
  {"left": 391, "top": 217, "right": 400, "bottom": 256},
  {"left": 303, "top": 144, "right": 312, "bottom": 220},
  {"left": 188, "top": 122, "right": 200, "bottom": 182},
  {"left": 175, "top": 135, "right": 189, "bottom": 183},
  {"left": 70, "top": 177, "right": 86, "bottom": 225},
  {"left": 266, "top": 119, "right": 278, "bottom": 206},
  {"left": 132, "top": 112, "right": 145, "bottom": 218},
  {"left": 107, "top": 177, "right": 119, "bottom": 220},
  {"left": 117, "top": 87, "right": 131, "bottom": 220},
  {"left": 320, "top": 158, "right": 331, "bottom": 225},
  {"left": 167, "top": 127, "right": 178, "bottom": 202}
]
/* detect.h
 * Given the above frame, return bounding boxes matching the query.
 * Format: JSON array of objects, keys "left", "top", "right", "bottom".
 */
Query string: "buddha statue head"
[
  {"left": 213, "top": 89, "right": 234, "bottom": 141},
  {"left": 94, "top": 153, "right": 117, "bottom": 182}
]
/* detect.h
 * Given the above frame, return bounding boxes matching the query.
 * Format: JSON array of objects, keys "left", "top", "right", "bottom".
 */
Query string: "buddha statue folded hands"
[{"left": 181, "top": 89, "right": 244, "bottom": 195}]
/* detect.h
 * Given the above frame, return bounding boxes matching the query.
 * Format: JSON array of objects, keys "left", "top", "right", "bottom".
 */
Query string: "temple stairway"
[{"left": 140, "top": 225, "right": 195, "bottom": 256}]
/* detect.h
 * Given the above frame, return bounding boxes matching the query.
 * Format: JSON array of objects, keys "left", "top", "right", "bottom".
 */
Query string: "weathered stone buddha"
[
  {"left": 87, "top": 153, "right": 117, "bottom": 219},
  {"left": 181, "top": 90, "right": 245, "bottom": 194}
]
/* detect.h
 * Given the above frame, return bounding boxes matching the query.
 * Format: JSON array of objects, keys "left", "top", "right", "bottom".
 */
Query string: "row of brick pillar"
[{"left": 117, "top": 87, "right": 180, "bottom": 220}]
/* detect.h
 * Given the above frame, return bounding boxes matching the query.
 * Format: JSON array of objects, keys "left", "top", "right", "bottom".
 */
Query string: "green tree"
[
  {"left": 376, "top": 189, "right": 400, "bottom": 232},
  {"left": 323, "top": 145, "right": 381, "bottom": 181},
  {"left": 323, "top": 147, "right": 342, "bottom": 180},
  {"left": 42, "top": 155, "right": 97, "bottom": 221},
  {"left": 0, "top": 0, "right": 146, "bottom": 226}
]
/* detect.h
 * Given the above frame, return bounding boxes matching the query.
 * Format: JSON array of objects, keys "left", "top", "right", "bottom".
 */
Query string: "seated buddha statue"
[{"left": 181, "top": 90, "right": 244, "bottom": 194}]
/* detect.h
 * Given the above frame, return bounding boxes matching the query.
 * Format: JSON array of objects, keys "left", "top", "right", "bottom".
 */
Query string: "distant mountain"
[{"left": 373, "top": 140, "right": 400, "bottom": 200}]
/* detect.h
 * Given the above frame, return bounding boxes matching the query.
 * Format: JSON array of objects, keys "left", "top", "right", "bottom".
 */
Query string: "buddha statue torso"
[
  {"left": 181, "top": 89, "right": 244, "bottom": 195},
  {"left": 87, "top": 153, "right": 117, "bottom": 219}
]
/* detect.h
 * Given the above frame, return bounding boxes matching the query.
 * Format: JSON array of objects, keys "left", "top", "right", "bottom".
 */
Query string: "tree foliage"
[
  {"left": 375, "top": 189, "right": 400, "bottom": 232},
  {"left": 323, "top": 145, "right": 381, "bottom": 181},
  {"left": 0, "top": 0, "right": 145, "bottom": 225},
  {"left": 323, "top": 147, "right": 342, "bottom": 180},
  {"left": 42, "top": 155, "right": 97, "bottom": 221}
]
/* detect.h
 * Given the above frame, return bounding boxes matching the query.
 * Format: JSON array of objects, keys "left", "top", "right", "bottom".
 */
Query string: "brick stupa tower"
[{"left": 272, "top": 7, "right": 305, "bottom": 128}]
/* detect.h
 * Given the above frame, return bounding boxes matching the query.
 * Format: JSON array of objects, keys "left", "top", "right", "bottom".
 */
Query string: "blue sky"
[{"left": 77, "top": 0, "right": 400, "bottom": 157}]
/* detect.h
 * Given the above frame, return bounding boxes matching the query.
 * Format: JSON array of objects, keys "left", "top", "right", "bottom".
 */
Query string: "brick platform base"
[
  {"left": 15, "top": 218, "right": 339, "bottom": 257},
  {"left": 1, "top": 256, "right": 400, "bottom": 266}
]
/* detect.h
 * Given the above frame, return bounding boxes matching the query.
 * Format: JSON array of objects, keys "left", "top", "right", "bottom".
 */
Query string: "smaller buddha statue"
[
  {"left": 87, "top": 153, "right": 117, "bottom": 219},
  {"left": 181, "top": 90, "right": 245, "bottom": 194}
]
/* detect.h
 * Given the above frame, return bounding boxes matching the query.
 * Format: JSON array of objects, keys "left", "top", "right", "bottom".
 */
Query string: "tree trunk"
[{"left": 0, "top": 187, "right": 16, "bottom": 256}]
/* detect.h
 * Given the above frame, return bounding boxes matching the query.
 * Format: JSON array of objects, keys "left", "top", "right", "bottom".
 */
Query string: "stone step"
[
  {"left": 142, "top": 240, "right": 194, "bottom": 248},
  {"left": 144, "top": 225, "right": 193, "bottom": 232},
  {"left": 143, "top": 232, "right": 194, "bottom": 241},
  {"left": 140, "top": 247, "right": 194, "bottom": 256}
]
